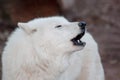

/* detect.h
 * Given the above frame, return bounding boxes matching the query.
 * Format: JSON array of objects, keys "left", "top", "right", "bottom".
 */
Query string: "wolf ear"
[{"left": 18, "top": 22, "right": 36, "bottom": 34}]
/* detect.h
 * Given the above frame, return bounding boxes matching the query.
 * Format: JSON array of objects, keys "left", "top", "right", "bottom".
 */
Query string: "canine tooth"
[{"left": 77, "top": 40, "right": 80, "bottom": 43}]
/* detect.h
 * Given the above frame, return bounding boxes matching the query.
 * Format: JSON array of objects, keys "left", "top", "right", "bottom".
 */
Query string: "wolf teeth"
[{"left": 77, "top": 40, "right": 81, "bottom": 44}]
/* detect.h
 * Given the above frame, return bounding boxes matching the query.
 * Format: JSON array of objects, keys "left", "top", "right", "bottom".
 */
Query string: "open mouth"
[{"left": 71, "top": 33, "right": 86, "bottom": 46}]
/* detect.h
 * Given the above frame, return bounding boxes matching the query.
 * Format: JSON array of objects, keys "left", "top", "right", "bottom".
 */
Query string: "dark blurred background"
[{"left": 0, "top": 0, "right": 120, "bottom": 80}]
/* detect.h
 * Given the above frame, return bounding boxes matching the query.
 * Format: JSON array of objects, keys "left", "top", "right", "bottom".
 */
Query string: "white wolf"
[{"left": 2, "top": 16, "right": 104, "bottom": 80}]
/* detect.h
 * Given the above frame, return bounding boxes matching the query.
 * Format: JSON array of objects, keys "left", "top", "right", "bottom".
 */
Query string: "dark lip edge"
[
  {"left": 71, "top": 32, "right": 86, "bottom": 46},
  {"left": 71, "top": 39, "right": 86, "bottom": 46}
]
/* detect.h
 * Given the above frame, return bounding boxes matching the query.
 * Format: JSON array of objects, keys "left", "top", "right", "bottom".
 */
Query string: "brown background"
[{"left": 0, "top": 0, "right": 120, "bottom": 80}]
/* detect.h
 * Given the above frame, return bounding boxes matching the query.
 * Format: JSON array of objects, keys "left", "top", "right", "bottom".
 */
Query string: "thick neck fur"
[{"left": 15, "top": 30, "right": 70, "bottom": 80}]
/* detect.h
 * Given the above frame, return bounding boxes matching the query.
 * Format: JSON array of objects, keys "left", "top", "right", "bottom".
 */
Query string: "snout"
[{"left": 71, "top": 22, "right": 86, "bottom": 46}]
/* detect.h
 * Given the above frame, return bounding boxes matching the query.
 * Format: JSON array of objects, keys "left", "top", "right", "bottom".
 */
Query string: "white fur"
[{"left": 2, "top": 16, "right": 104, "bottom": 80}]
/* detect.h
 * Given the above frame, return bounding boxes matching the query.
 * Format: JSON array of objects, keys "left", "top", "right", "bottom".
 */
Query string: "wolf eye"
[{"left": 55, "top": 25, "right": 62, "bottom": 28}]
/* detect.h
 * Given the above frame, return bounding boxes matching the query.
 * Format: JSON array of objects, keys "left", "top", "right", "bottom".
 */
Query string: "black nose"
[{"left": 78, "top": 22, "right": 86, "bottom": 29}]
